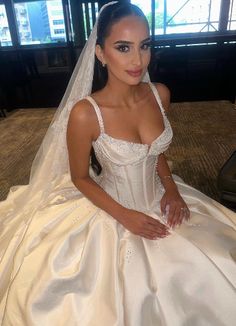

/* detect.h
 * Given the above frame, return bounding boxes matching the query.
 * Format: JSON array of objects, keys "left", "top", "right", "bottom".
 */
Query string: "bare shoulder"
[
  {"left": 67, "top": 98, "right": 99, "bottom": 140},
  {"left": 69, "top": 98, "right": 95, "bottom": 123},
  {"left": 153, "top": 82, "right": 171, "bottom": 112}
]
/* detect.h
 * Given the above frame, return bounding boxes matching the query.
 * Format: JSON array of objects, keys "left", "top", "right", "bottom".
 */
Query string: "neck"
[{"left": 105, "top": 75, "right": 143, "bottom": 107}]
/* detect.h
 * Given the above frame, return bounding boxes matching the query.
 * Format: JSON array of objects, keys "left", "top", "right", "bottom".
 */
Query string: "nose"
[{"left": 132, "top": 49, "right": 142, "bottom": 66}]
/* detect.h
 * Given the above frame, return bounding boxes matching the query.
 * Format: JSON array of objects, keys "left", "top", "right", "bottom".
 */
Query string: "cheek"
[
  {"left": 144, "top": 51, "right": 151, "bottom": 65},
  {"left": 106, "top": 51, "right": 127, "bottom": 67}
]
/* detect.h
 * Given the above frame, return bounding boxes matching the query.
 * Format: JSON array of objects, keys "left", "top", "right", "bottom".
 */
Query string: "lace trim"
[
  {"left": 93, "top": 115, "right": 173, "bottom": 156},
  {"left": 85, "top": 96, "right": 105, "bottom": 133}
]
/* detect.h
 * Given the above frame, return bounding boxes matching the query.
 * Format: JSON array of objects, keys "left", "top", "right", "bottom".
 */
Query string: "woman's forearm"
[
  {"left": 157, "top": 153, "right": 178, "bottom": 192},
  {"left": 73, "top": 175, "right": 127, "bottom": 222}
]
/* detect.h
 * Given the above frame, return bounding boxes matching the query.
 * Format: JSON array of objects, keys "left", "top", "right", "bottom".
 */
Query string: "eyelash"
[
  {"left": 115, "top": 43, "right": 151, "bottom": 53},
  {"left": 141, "top": 42, "right": 151, "bottom": 50},
  {"left": 116, "top": 45, "right": 129, "bottom": 52}
]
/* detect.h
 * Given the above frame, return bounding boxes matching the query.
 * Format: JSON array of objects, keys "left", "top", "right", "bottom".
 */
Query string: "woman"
[
  {"left": 67, "top": 3, "right": 189, "bottom": 239},
  {"left": 0, "top": 2, "right": 235, "bottom": 325}
]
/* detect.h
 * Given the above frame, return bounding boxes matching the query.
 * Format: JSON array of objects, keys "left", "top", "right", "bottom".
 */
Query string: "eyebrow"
[{"left": 114, "top": 37, "right": 151, "bottom": 45}]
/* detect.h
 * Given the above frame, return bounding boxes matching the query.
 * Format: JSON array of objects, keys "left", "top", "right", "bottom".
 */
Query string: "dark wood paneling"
[{"left": 0, "top": 42, "right": 235, "bottom": 110}]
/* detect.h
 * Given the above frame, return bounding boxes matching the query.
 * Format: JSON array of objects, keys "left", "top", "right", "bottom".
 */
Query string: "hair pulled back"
[{"left": 96, "top": 2, "right": 149, "bottom": 48}]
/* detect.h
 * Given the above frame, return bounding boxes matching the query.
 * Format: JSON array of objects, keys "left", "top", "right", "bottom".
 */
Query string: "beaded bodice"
[{"left": 86, "top": 83, "right": 173, "bottom": 211}]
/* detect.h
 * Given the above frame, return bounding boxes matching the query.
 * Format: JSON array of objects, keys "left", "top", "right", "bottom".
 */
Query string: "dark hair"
[
  {"left": 91, "top": 2, "right": 149, "bottom": 175},
  {"left": 97, "top": 2, "right": 149, "bottom": 48}
]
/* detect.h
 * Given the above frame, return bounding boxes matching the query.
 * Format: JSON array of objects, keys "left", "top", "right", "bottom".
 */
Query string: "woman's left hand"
[{"left": 160, "top": 188, "right": 190, "bottom": 228}]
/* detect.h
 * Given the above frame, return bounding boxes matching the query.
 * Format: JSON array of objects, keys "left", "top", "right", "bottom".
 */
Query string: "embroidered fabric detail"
[
  {"left": 125, "top": 246, "right": 133, "bottom": 263},
  {"left": 148, "top": 82, "right": 167, "bottom": 116},
  {"left": 85, "top": 96, "right": 105, "bottom": 134}
]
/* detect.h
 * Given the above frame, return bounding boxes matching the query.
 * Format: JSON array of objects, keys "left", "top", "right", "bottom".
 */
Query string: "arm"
[
  {"left": 154, "top": 83, "right": 190, "bottom": 227},
  {"left": 155, "top": 82, "right": 171, "bottom": 113},
  {"left": 67, "top": 100, "right": 125, "bottom": 222},
  {"left": 67, "top": 100, "right": 169, "bottom": 239}
]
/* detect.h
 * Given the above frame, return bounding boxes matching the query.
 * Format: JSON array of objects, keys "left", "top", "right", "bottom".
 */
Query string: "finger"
[
  {"left": 147, "top": 219, "right": 169, "bottom": 232},
  {"left": 146, "top": 224, "right": 160, "bottom": 233},
  {"left": 144, "top": 228, "right": 159, "bottom": 238},
  {"left": 142, "top": 234, "right": 154, "bottom": 240},
  {"left": 147, "top": 221, "right": 167, "bottom": 232},
  {"left": 155, "top": 224, "right": 171, "bottom": 236},
  {"left": 156, "top": 223, "right": 170, "bottom": 236},
  {"left": 148, "top": 231, "right": 168, "bottom": 239},
  {"left": 140, "top": 232, "right": 159, "bottom": 240},
  {"left": 160, "top": 198, "right": 167, "bottom": 215},
  {"left": 176, "top": 208, "right": 185, "bottom": 226},
  {"left": 145, "top": 225, "right": 169, "bottom": 238},
  {"left": 146, "top": 221, "right": 170, "bottom": 236},
  {"left": 185, "top": 208, "right": 191, "bottom": 220},
  {"left": 179, "top": 207, "right": 190, "bottom": 223},
  {"left": 146, "top": 222, "right": 168, "bottom": 232},
  {"left": 145, "top": 216, "right": 171, "bottom": 235},
  {"left": 167, "top": 205, "right": 176, "bottom": 227},
  {"left": 142, "top": 235, "right": 154, "bottom": 240},
  {"left": 172, "top": 207, "right": 181, "bottom": 228}
]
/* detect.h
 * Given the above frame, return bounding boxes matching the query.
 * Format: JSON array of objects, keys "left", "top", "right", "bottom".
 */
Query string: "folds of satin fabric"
[{"left": 0, "top": 179, "right": 236, "bottom": 326}]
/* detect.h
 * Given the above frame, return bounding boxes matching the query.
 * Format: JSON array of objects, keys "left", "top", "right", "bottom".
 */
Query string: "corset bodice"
[{"left": 87, "top": 82, "right": 173, "bottom": 211}]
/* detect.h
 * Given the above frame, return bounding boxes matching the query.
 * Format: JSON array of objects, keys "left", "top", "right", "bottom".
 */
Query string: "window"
[
  {"left": 54, "top": 28, "right": 65, "bottom": 34},
  {"left": 13, "top": 0, "right": 66, "bottom": 45},
  {"left": 228, "top": 0, "right": 236, "bottom": 30},
  {"left": 82, "top": 1, "right": 98, "bottom": 40},
  {"left": 53, "top": 19, "right": 64, "bottom": 25},
  {"left": 0, "top": 4, "right": 12, "bottom": 46},
  {"left": 51, "top": 1, "right": 62, "bottom": 6},
  {"left": 129, "top": 0, "right": 152, "bottom": 34},
  {"left": 131, "top": 0, "right": 236, "bottom": 36},
  {"left": 51, "top": 10, "right": 62, "bottom": 15},
  {"left": 164, "top": 0, "right": 221, "bottom": 34}
]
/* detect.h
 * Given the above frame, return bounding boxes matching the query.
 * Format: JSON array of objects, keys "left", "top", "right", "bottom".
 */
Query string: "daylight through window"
[
  {"left": 228, "top": 0, "right": 236, "bottom": 30},
  {"left": 0, "top": 4, "right": 12, "bottom": 46},
  {"left": 14, "top": 0, "right": 66, "bottom": 46},
  {"left": 131, "top": 0, "right": 235, "bottom": 35},
  {"left": 82, "top": 1, "right": 99, "bottom": 40}
]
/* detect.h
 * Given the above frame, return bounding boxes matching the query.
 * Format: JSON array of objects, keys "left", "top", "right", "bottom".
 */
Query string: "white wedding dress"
[{"left": 0, "top": 83, "right": 236, "bottom": 326}]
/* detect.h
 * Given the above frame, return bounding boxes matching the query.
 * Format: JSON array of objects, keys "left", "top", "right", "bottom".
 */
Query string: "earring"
[{"left": 102, "top": 62, "right": 106, "bottom": 67}]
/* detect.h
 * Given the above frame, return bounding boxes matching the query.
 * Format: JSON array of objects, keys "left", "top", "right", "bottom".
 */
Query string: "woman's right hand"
[{"left": 118, "top": 209, "right": 170, "bottom": 240}]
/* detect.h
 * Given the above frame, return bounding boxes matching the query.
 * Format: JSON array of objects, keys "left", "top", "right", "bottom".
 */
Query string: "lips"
[{"left": 126, "top": 69, "right": 143, "bottom": 77}]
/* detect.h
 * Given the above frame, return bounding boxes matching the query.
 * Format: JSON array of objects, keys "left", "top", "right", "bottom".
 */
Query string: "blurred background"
[{"left": 0, "top": 0, "right": 235, "bottom": 110}]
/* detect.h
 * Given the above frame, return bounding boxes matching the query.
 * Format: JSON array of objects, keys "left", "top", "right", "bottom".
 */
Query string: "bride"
[{"left": 0, "top": 2, "right": 235, "bottom": 325}]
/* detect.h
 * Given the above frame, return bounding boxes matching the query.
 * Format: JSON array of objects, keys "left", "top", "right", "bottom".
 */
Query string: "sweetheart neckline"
[{"left": 93, "top": 116, "right": 170, "bottom": 152}]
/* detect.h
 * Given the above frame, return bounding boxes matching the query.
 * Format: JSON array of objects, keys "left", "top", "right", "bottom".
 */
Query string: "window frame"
[
  {"left": 0, "top": 2, "right": 13, "bottom": 46},
  {"left": 228, "top": 0, "right": 236, "bottom": 30},
  {"left": 130, "top": 0, "right": 236, "bottom": 47},
  {"left": 1, "top": 0, "right": 236, "bottom": 50},
  {"left": 0, "top": 0, "right": 73, "bottom": 50}
]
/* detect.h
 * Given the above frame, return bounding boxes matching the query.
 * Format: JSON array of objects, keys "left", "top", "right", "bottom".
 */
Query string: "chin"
[
  {"left": 123, "top": 74, "right": 145, "bottom": 86},
  {"left": 109, "top": 72, "right": 145, "bottom": 86},
  {"left": 127, "top": 70, "right": 148, "bottom": 85},
  {"left": 128, "top": 80, "right": 142, "bottom": 86}
]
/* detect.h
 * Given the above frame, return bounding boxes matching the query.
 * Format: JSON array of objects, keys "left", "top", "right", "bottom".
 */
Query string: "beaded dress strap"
[
  {"left": 86, "top": 96, "right": 105, "bottom": 134},
  {"left": 148, "top": 82, "right": 166, "bottom": 116}
]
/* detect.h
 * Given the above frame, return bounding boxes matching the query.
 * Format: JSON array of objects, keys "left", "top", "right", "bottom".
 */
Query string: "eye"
[
  {"left": 141, "top": 42, "right": 151, "bottom": 50},
  {"left": 116, "top": 45, "right": 130, "bottom": 53}
]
